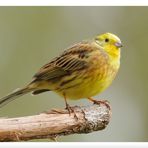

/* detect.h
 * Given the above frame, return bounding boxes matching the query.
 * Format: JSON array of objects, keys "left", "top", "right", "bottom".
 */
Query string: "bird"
[{"left": 0, "top": 32, "right": 122, "bottom": 114}]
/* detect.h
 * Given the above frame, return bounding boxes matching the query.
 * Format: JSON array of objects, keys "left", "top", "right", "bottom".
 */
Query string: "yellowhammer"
[{"left": 0, "top": 32, "right": 122, "bottom": 113}]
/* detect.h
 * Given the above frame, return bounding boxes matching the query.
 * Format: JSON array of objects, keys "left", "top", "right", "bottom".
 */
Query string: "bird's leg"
[
  {"left": 88, "top": 97, "right": 111, "bottom": 110},
  {"left": 64, "top": 96, "right": 72, "bottom": 115},
  {"left": 63, "top": 94, "right": 78, "bottom": 120}
]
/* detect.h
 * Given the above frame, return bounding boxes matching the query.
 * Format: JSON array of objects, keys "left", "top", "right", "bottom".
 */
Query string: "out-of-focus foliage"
[{"left": 0, "top": 7, "right": 147, "bottom": 142}]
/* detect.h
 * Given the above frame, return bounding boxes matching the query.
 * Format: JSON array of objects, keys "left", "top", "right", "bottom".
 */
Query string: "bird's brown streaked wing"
[
  {"left": 33, "top": 66, "right": 69, "bottom": 80},
  {"left": 33, "top": 42, "right": 92, "bottom": 81}
]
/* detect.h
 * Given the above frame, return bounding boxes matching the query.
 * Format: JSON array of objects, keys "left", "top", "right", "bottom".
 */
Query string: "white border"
[
  {"left": 0, "top": 1, "right": 147, "bottom": 147},
  {"left": 0, "top": 0, "right": 147, "bottom": 6},
  {"left": 0, "top": 142, "right": 148, "bottom": 148}
]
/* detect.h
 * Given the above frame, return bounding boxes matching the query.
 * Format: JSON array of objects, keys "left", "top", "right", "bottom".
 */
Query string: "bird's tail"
[{"left": 0, "top": 86, "right": 34, "bottom": 108}]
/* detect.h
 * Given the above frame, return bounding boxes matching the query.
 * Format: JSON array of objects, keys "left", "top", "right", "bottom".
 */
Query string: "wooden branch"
[{"left": 0, "top": 103, "right": 111, "bottom": 141}]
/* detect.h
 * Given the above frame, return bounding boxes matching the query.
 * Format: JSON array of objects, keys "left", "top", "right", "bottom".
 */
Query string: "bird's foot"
[
  {"left": 65, "top": 104, "right": 78, "bottom": 120},
  {"left": 88, "top": 97, "right": 111, "bottom": 110}
]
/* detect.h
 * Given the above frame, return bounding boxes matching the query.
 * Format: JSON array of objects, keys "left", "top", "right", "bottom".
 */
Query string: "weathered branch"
[{"left": 0, "top": 103, "right": 111, "bottom": 141}]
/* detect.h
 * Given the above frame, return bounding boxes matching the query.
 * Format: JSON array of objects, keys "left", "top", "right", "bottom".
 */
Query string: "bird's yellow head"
[{"left": 95, "top": 32, "right": 122, "bottom": 57}]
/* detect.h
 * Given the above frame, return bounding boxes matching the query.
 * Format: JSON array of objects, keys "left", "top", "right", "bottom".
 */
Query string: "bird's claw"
[
  {"left": 65, "top": 104, "right": 78, "bottom": 121},
  {"left": 88, "top": 97, "right": 111, "bottom": 110},
  {"left": 93, "top": 100, "right": 111, "bottom": 110}
]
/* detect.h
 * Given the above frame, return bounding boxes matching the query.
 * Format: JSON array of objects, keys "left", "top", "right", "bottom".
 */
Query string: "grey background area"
[{"left": 0, "top": 7, "right": 147, "bottom": 142}]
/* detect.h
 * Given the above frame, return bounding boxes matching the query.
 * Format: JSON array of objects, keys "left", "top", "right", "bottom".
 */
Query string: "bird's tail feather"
[{"left": 0, "top": 86, "right": 34, "bottom": 108}]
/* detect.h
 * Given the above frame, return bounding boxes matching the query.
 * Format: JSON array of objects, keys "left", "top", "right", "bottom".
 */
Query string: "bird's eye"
[{"left": 105, "top": 38, "right": 109, "bottom": 42}]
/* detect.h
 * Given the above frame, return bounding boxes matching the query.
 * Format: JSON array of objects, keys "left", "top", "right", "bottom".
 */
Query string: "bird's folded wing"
[{"left": 33, "top": 43, "right": 91, "bottom": 81}]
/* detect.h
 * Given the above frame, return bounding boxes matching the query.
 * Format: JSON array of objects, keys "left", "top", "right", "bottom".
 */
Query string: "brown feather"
[{"left": 32, "top": 41, "right": 96, "bottom": 82}]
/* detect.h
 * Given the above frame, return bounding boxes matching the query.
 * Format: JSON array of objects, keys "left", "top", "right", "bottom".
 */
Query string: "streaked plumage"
[{"left": 0, "top": 33, "right": 122, "bottom": 109}]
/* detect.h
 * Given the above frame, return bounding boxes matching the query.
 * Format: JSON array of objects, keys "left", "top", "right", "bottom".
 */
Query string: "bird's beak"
[{"left": 115, "top": 42, "right": 123, "bottom": 48}]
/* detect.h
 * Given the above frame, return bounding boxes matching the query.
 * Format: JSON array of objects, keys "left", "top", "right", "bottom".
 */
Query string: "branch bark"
[{"left": 0, "top": 103, "right": 111, "bottom": 141}]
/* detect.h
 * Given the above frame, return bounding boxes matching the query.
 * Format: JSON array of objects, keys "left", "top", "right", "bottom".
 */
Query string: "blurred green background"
[{"left": 0, "top": 7, "right": 147, "bottom": 142}]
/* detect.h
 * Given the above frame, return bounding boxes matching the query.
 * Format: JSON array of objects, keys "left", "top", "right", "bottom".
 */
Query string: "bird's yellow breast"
[{"left": 54, "top": 50, "right": 120, "bottom": 100}]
